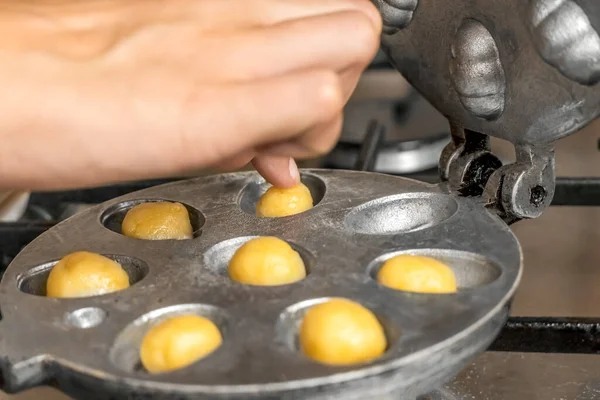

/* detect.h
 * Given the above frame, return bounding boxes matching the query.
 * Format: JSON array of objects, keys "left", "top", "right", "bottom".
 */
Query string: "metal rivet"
[{"left": 65, "top": 307, "right": 107, "bottom": 329}]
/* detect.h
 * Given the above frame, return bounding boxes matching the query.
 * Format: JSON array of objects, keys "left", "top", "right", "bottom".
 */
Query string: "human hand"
[{"left": 0, "top": 0, "right": 381, "bottom": 190}]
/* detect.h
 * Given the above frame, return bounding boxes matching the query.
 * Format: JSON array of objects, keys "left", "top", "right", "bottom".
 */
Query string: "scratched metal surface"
[{"left": 0, "top": 170, "right": 520, "bottom": 399}]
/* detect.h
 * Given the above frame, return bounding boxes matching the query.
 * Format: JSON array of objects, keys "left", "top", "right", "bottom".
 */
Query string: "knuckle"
[
  {"left": 313, "top": 71, "right": 345, "bottom": 116},
  {"left": 352, "top": 0, "right": 383, "bottom": 33},
  {"left": 345, "top": 11, "right": 381, "bottom": 63},
  {"left": 364, "top": 0, "right": 384, "bottom": 32},
  {"left": 308, "top": 142, "right": 334, "bottom": 156},
  {"left": 306, "top": 115, "right": 343, "bottom": 155}
]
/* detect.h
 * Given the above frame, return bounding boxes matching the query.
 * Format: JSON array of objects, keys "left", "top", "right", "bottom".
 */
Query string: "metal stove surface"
[
  {"left": 2, "top": 125, "right": 600, "bottom": 400},
  {"left": 438, "top": 352, "right": 600, "bottom": 400}
]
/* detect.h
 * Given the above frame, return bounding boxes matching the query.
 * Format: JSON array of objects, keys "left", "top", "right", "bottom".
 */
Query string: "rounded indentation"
[
  {"left": 344, "top": 193, "right": 457, "bottom": 235},
  {"left": 203, "top": 236, "right": 314, "bottom": 280},
  {"left": 275, "top": 297, "right": 400, "bottom": 357},
  {"left": 368, "top": 249, "right": 501, "bottom": 290},
  {"left": 530, "top": 0, "right": 600, "bottom": 85},
  {"left": 110, "top": 304, "right": 229, "bottom": 373},
  {"left": 449, "top": 19, "right": 506, "bottom": 120},
  {"left": 101, "top": 199, "right": 205, "bottom": 238},
  {"left": 64, "top": 307, "right": 107, "bottom": 329},
  {"left": 372, "top": 0, "right": 418, "bottom": 33},
  {"left": 238, "top": 173, "right": 326, "bottom": 216},
  {"left": 17, "top": 255, "right": 149, "bottom": 297}
]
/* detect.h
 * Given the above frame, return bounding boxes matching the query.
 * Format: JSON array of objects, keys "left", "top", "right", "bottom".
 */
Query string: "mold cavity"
[
  {"left": 238, "top": 173, "right": 326, "bottom": 215},
  {"left": 110, "top": 304, "right": 229, "bottom": 373},
  {"left": 65, "top": 307, "right": 107, "bottom": 329},
  {"left": 17, "top": 255, "right": 149, "bottom": 297},
  {"left": 344, "top": 193, "right": 458, "bottom": 235},
  {"left": 367, "top": 249, "right": 501, "bottom": 290},
  {"left": 275, "top": 297, "right": 400, "bottom": 358},
  {"left": 203, "top": 236, "right": 314, "bottom": 281},
  {"left": 100, "top": 199, "right": 205, "bottom": 238}
]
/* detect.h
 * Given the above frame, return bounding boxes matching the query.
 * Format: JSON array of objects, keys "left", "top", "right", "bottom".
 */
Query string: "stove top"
[{"left": 2, "top": 110, "right": 600, "bottom": 400}]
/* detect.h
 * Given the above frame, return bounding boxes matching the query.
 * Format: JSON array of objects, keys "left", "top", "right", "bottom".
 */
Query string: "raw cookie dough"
[
  {"left": 122, "top": 202, "right": 193, "bottom": 240},
  {"left": 228, "top": 237, "right": 306, "bottom": 286},
  {"left": 299, "top": 298, "right": 387, "bottom": 365},
  {"left": 256, "top": 183, "right": 313, "bottom": 217},
  {"left": 140, "top": 315, "right": 223, "bottom": 374},
  {"left": 46, "top": 251, "right": 130, "bottom": 298},
  {"left": 377, "top": 254, "right": 457, "bottom": 294}
]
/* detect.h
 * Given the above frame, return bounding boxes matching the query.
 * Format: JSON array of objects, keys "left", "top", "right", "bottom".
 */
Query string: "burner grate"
[{"left": 491, "top": 317, "right": 600, "bottom": 354}]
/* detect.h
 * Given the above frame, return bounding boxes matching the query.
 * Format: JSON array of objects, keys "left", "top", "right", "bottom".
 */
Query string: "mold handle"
[{"left": 0, "top": 355, "right": 50, "bottom": 394}]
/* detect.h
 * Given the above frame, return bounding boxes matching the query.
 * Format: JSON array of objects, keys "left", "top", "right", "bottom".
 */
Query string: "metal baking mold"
[
  {"left": 376, "top": 0, "right": 600, "bottom": 145},
  {"left": 0, "top": 170, "right": 522, "bottom": 400}
]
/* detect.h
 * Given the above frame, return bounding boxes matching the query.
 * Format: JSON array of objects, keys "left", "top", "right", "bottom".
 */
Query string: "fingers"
[
  {"left": 338, "top": 66, "right": 365, "bottom": 101},
  {"left": 184, "top": 0, "right": 381, "bottom": 32},
  {"left": 175, "top": 69, "right": 344, "bottom": 168},
  {"left": 0, "top": 70, "right": 343, "bottom": 190},
  {"left": 214, "top": 150, "right": 255, "bottom": 171},
  {"left": 215, "top": 152, "right": 301, "bottom": 189},
  {"left": 258, "top": 113, "right": 344, "bottom": 158},
  {"left": 196, "top": 10, "right": 380, "bottom": 83},
  {"left": 252, "top": 156, "right": 299, "bottom": 188},
  {"left": 217, "top": 153, "right": 301, "bottom": 189},
  {"left": 0, "top": 0, "right": 380, "bottom": 191}
]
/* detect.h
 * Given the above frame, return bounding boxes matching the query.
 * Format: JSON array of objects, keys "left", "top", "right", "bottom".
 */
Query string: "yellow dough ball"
[
  {"left": 300, "top": 299, "right": 387, "bottom": 365},
  {"left": 140, "top": 315, "right": 222, "bottom": 374},
  {"left": 256, "top": 183, "right": 313, "bottom": 217},
  {"left": 46, "top": 251, "right": 130, "bottom": 298},
  {"left": 228, "top": 237, "right": 306, "bottom": 286},
  {"left": 122, "top": 202, "right": 193, "bottom": 240},
  {"left": 377, "top": 255, "right": 457, "bottom": 294}
]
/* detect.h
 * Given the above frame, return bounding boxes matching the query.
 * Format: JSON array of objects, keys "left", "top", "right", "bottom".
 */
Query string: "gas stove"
[{"left": 1, "top": 123, "right": 599, "bottom": 400}]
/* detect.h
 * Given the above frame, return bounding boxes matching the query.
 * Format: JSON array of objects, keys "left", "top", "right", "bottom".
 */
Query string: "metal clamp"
[
  {"left": 439, "top": 124, "right": 555, "bottom": 224},
  {"left": 372, "top": 0, "right": 600, "bottom": 223}
]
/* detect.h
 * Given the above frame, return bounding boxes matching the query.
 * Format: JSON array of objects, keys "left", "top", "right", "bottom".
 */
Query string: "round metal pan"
[{"left": 0, "top": 170, "right": 521, "bottom": 399}]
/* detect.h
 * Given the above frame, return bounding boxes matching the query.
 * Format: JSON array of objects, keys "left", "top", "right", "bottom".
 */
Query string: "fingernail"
[{"left": 289, "top": 158, "right": 300, "bottom": 184}]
